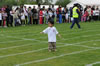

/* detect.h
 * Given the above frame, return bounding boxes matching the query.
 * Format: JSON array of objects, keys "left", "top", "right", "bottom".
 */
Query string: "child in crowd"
[
  {"left": 40, "top": 18, "right": 61, "bottom": 52},
  {"left": 48, "top": 10, "right": 53, "bottom": 19},
  {"left": 21, "top": 10, "right": 25, "bottom": 25},
  {"left": 0, "top": 9, "right": 2, "bottom": 27},
  {"left": 33, "top": 9, "right": 38, "bottom": 24},
  {"left": 2, "top": 10, "right": 7, "bottom": 27},
  {"left": 45, "top": 10, "right": 49, "bottom": 24}
]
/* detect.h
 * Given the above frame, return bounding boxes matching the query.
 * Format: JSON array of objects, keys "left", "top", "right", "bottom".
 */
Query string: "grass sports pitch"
[{"left": 0, "top": 21, "right": 100, "bottom": 66}]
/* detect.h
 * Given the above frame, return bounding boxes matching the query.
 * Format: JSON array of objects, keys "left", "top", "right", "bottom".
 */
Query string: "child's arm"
[
  {"left": 40, "top": 32, "right": 44, "bottom": 34},
  {"left": 57, "top": 34, "right": 61, "bottom": 38},
  {"left": 40, "top": 28, "right": 48, "bottom": 34}
]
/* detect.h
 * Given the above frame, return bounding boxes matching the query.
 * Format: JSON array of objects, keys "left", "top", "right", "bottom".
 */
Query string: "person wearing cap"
[{"left": 70, "top": 3, "right": 81, "bottom": 29}]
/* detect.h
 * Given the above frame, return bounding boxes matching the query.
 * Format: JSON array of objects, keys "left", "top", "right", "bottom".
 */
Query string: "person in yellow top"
[{"left": 70, "top": 3, "right": 81, "bottom": 29}]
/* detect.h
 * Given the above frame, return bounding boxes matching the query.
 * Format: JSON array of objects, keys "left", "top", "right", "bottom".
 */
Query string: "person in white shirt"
[
  {"left": 0, "top": 9, "right": 2, "bottom": 27},
  {"left": 21, "top": 10, "right": 25, "bottom": 25},
  {"left": 40, "top": 18, "right": 61, "bottom": 52},
  {"left": 42, "top": 6, "right": 46, "bottom": 24},
  {"left": 45, "top": 10, "right": 49, "bottom": 24},
  {"left": 23, "top": 6, "right": 28, "bottom": 24},
  {"left": 93, "top": 8, "right": 100, "bottom": 21},
  {"left": 65, "top": 12, "right": 69, "bottom": 23},
  {"left": 48, "top": 10, "right": 53, "bottom": 18}
]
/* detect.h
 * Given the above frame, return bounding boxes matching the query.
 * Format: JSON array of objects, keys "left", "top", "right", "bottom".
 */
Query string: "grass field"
[{"left": 0, "top": 21, "right": 100, "bottom": 66}]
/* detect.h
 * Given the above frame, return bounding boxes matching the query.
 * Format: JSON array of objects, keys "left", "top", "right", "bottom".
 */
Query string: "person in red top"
[
  {"left": 39, "top": 9, "right": 43, "bottom": 24},
  {"left": 81, "top": 11, "right": 88, "bottom": 22},
  {"left": 56, "top": 7, "right": 59, "bottom": 23}
]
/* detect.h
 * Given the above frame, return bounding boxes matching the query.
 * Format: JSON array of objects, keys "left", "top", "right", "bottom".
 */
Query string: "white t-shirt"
[
  {"left": 43, "top": 10, "right": 46, "bottom": 17},
  {"left": 93, "top": 10, "right": 100, "bottom": 16},
  {"left": 21, "top": 13, "right": 25, "bottom": 20},
  {"left": 0, "top": 13, "right": 2, "bottom": 20},
  {"left": 48, "top": 12, "right": 53, "bottom": 17},
  {"left": 43, "top": 27, "right": 59, "bottom": 42},
  {"left": 66, "top": 13, "right": 68, "bottom": 20},
  {"left": 23, "top": 8, "right": 28, "bottom": 16}
]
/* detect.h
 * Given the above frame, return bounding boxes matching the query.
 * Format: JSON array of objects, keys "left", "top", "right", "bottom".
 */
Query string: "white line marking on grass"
[
  {"left": 0, "top": 40, "right": 48, "bottom": 50},
  {"left": 86, "top": 61, "right": 100, "bottom": 66},
  {"left": 72, "top": 44, "right": 100, "bottom": 49},
  {"left": 0, "top": 33, "right": 96, "bottom": 50},
  {"left": 61, "top": 34, "right": 100, "bottom": 41},
  {"left": 15, "top": 48, "right": 100, "bottom": 66},
  {"left": 0, "top": 32, "right": 100, "bottom": 51},
  {"left": 0, "top": 39, "right": 100, "bottom": 59},
  {"left": 0, "top": 29, "right": 100, "bottom": 44},
  {"left": 62, "top": 30, "right": 100, "bottom": 35}
]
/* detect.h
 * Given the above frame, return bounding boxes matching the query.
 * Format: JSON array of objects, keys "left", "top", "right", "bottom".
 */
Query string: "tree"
[
  {"left": 0, "top": 0, "right": 36, "bottom": 7},
  {"left": 56, "top": 0, "right": 70, "bottom": 7},
  {"left": 36, "top": 0, "right": 52, "bottom": 5},
  {"left": 43, "top": 0, "right": 53, "bottom": 5}
]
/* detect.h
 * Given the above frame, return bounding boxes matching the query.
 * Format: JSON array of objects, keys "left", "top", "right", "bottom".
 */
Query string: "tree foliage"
[
  {"left": 55, "top": 0, "right": 70, "bottom": 7},
  {"left": 0, "top": 0, "right": 36, "bottom": 7}
]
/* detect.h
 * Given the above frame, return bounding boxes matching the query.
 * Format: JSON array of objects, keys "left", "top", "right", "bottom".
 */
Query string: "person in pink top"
[{"left": 81, "top": 11, "right": 88, "bottom": 22}]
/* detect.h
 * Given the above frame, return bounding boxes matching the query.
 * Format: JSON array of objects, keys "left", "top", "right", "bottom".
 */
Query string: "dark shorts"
[{"left": 48, "top": 42, "right": 56, "bottom": 50}]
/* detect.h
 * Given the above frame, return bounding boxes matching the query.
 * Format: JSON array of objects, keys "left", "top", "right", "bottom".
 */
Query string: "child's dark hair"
[{"left": 48, "top": 18, "right": 54, "bottom": 25}]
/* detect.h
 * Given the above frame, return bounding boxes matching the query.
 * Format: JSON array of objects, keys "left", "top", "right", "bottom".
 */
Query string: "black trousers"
[
  {"left": 6, "top": 16, "right": 9, "bottom": 27},
  {"left": 62, "top": 16, "right": 66, "bottom": 23},
  {"left": 9, "top": 16, "right": 13, "bottom": 27},
  {"left": 6, "top": 15, "right": 13, "bottom": 27},
  {"left": 88, "top": 16, "right": 91, "bottom": 22},
  {"left": 0, "top": 20, "right": 2, "bottom": 26},
  {"left": 70, "top": 18, "right": 81, "bottom": 29},
  {"left": 33, "top": 19, "right": 38, "bottom": 24},
  {"left": 25, "top": 16, "right": 28, "bottom": 24}
]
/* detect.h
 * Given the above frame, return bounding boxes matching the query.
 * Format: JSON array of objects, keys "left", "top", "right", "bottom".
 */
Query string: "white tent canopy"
[
  {"left": 67, "top": 0, "right": 85, "bottom": 8},
  {"left": 24, "top": 4, "right": 59, "bottom": 9},
  {"left": 67, "top": 0, "right": 100, "bottom": 9}
]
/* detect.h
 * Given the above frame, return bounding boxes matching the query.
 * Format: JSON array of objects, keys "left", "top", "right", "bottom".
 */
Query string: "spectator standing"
[
  {"left": 39, "top": 9, "right": 43, "bottom": 24},
  {"left": 42, "top": 6, "right": 46, "bottom": 24},
  {"left": 9, "top": 9, "right": 14, "bottom": 27},
  {"left": 93, "top": 7, "right": 100, "bottom": 21},
  {"left": 13, "top": 9, "right": 19, "bottom": 26},
  {"left": 58, "top": 5, "right": 62, "bottom": 24},
  {"left": 2, "top": 10, "right": 7, "bottom": 27},
  {"left": 45, "top": 10, "right": 49, "bottom": 24},
  {"left": 21, "top": 10, "right": 25, "bottom": 25},
  {"left": 28, "top": 7, "right": 32, "bottom": 24},
  {"left": 5, "top": 5, "right": 10, "bottom": 27},
  {"left": 87, "top": 6, "right": 92, "bottom": 22},
  {"left": 33, "top": 9, "right": 38, "bottom": 24},
  {"left": 62, "top": 7, "right": 67, "bottom": 23},
  {"left": 0, "top": 9, "right": 2, "bottom": 27},
  {"left": 23, "top": 6, "right": 28, "bottom": 24}
]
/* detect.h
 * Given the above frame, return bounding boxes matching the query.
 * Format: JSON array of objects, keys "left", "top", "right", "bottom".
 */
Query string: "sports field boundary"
[{"left": 0, "top": 32, "right": 100, "bottom": 51}]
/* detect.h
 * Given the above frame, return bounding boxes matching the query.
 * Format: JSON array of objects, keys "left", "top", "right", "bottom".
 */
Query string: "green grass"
[{"left": 0, "top": 21, "right": 100, "bottom": 66}]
